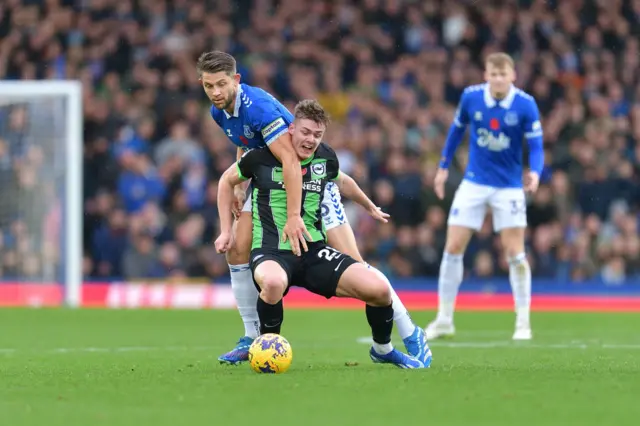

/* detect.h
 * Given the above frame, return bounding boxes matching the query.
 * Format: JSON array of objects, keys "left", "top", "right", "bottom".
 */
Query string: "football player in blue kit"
[
  {"left": 425, "top": 53, "right": 544, "bottom": 341},
  {"left": 197, "top": 51, "right": 430, "bottom": 365}
]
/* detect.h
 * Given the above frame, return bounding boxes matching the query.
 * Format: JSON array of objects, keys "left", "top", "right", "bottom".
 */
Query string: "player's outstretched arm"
[
  {"left": 335, "top": 172, "right": 389, "bottom": 223},
  {"left": 268, "top": 133, "right": 311, "bottom": 255},
  {"left": 215, "top": 163, "right": 247, "bottom": 253}
]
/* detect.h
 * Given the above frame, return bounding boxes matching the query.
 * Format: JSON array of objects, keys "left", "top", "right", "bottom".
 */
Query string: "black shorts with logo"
[{"left": 249, "top": 242, "right": 358, "bottom": 298}]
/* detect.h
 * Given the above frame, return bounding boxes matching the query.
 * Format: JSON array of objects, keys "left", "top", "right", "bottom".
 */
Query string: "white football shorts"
[
  {"left": 447, "top": 180, "right": 527, "bottom": 231},
  {"left": 241, "top": 182, "right": 348, "bottom": 231},
  {"left": 241, "top": 194, "right": 252, "bottom": 213},
  {"left": 321, "top": 182, "right": 349, "bottom": 231}
]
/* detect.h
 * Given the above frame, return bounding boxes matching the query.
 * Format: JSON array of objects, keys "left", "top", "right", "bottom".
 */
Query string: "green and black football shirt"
[{"left": 236, "top": 143, "right": 340, "bottom": 251}]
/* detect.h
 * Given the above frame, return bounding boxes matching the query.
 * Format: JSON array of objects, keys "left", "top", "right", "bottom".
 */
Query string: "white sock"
[
  {"left": 366, "top": 263, "right": 416, "bottom": 339},
  {"left": 229, "top": 263, "right": 260, "bottom": 339},
  {"left": 508, "top": 253, "right": 531, "bottom": 326},
  {"left": 372, "top": 342, "right": 393, "bottom": 355},
  {"left": 435, "top": 252, "right": 464, "bottom": 324}
]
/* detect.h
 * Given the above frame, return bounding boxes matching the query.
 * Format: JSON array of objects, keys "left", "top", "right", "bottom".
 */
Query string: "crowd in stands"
[{"left": 1, "top": 0, "right": 639, "bottom": 284}]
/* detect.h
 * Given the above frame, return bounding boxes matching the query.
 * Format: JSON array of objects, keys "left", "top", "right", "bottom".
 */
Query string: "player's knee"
[
  {"left": 503, "top": 238, "right": 525, "bottom": 260},
  {"left": 259, "top": 275, "right": 287, "bottom": 303},
  {"left": 225, "top": 246, "right": 249, "bottom": 265},
  {"left": 225, "top": 232, "right": 251, "bottom": 264},
  {"left": 505, "top": 248, "right": 525, "bottom": 260},
  {"left": 362, "top": 275, "right": 391, "bottom": 307},
  {"left": 501, "top": 234, "right": 525, "bottom": 259},
  {"left": 227, "top": 214, "right": 252, "bottom": 264},
  {"left": 444, "top": 239, "right": 466, "bottom": 255},
  {"left": 507, "top": 252, "right": 528, "bottom": 267}
]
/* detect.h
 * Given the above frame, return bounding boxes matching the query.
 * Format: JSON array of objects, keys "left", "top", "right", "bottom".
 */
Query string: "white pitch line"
[
  {"left": 0, "top": 345, "right": 217, "bottom": 356},
  {"left": 602, "top": 344, "right": 640, "bottom": 349},
  {"left": 3, "top": 340, "right": 640, "bottom": 357}
]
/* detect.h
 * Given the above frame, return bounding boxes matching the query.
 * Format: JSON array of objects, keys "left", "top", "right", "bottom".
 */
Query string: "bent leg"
[
  {"left": 337, "top": 263, "right": 426, "bottom": 368},
  {"left": 253, "top": 260, "right": 289, "bottom": 336},
  {"left": 302, "top": 245, "right": 425, "bottom": 368},
  {"left": 337, "top": 263, "right": 394, "bottom": 352},
  {"left": 328, "top": 223, "right": 415, "bottom": 339}
]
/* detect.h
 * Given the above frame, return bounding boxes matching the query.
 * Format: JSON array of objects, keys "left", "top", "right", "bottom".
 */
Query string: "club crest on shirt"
[
  {"left": 504, "top": 111, "right": 519, "bottom": 126},
  {"left": 311, "top": 162, "right": 327, "bottom": 180},
  {"left": 312, "top": 163, "right": 326, "bottom": 176},
  {"left": 243, "top": 125, "right": 255, "bottom": 139}
]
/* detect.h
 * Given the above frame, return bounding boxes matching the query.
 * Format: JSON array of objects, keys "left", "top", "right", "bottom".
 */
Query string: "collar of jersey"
[
  {"left": 224, "top": 85, "right": 244, "bottom": 119},
  {"left": 483, "top": 84, "right": 516, "bottom": 109},
  {"left": 301, "top": 154, "right": 315, "bottom": 165}
]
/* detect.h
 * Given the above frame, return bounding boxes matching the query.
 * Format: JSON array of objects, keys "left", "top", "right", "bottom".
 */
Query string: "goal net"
[{"left": 0, "top": 81, "right": 82, "bottom": 307}]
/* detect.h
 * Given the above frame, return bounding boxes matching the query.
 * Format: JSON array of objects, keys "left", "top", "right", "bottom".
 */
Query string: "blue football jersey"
[
  {"left": 210, "top": 83, "right": 294, "bottom": 151},
  {"left": 442, "top": 83, "right": 543, "bottom": 188}
]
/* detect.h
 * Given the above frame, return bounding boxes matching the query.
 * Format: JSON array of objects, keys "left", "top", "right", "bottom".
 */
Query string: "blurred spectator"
[
  {"left": 117, "top": 153, "right": 166, "bottom": 214},
  {"left": 148, "top": 242, "right": 184, "bottom": 278},
  {"left": 154, "top": 121, "right": 203, "bottom": 168},
  {"left": 122, "top": 232, "right": 157, "bottom": 279},
  {"left": 92, "top": 208, "right": 128, "bottom": 278},
  {"left": 0, "top": 0, "right": 638, "bottom": 284}
]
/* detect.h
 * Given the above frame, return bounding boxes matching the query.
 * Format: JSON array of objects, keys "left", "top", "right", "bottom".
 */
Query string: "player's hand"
[
  {"left": 367, "top": 204, "right": 390, "bottom": 223},
  {"left": 434, "top": 168, "right": 449, "bottom": 200},
  {"left": 524, "top": 172, "right": 540, "bottom": 193},
  {"left": 232, "top": 187, "right": 246, "bottom": 218},
  {"left": 283, "top": 216, "right": 312, "bottom": 256},
  {"left": 215, "top": 231, "right": 234, "bottom": 254}
]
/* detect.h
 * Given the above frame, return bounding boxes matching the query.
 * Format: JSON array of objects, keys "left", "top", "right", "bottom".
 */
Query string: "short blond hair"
[{"left": 485, "top": 52, "right": 515, "bottom": 69}]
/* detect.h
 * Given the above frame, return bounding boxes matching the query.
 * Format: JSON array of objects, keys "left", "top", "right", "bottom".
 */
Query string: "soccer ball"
[{"left": 248, "top": 333, "right": 293, "bottom": 374}]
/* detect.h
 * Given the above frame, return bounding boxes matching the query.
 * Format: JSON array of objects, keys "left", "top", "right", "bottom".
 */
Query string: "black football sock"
[
  {"left": 257, "top": 297, "right": 283, "bottom": 335},
  {"left": 366, "top": 303, "right": 394, "bottom": 349}
]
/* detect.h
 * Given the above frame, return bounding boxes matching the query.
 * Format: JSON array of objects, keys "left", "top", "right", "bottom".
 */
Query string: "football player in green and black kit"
[{"left": 215, "top": 100, "right": 429, "bottom": 369}]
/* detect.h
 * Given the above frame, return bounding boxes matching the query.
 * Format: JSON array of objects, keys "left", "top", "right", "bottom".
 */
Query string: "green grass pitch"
[{"left": 1, "top": 308, "right": 639, "bottom": 426}]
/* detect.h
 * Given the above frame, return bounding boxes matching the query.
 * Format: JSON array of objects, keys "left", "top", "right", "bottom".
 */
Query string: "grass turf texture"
[{"left": 1, "top": 309, "right": 639, "bottom": 426}]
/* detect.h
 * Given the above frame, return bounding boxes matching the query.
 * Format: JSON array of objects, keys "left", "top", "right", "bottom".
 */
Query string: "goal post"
[{"left": 0, "top": 80, "right": 83, "bottom": 307}]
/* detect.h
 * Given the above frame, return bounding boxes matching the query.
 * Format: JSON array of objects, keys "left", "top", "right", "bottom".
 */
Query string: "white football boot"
[
  {"left": 425, "top": 320, "right": 456, "bottom": 340},
  {"left": 512, "top": 316, "right": 532, "bottom": 340}
]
